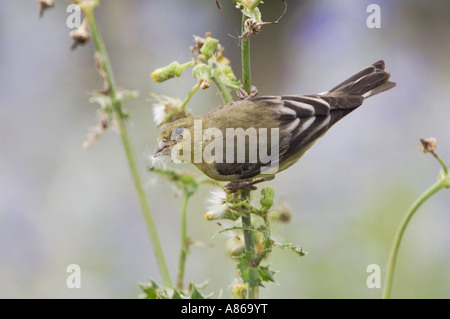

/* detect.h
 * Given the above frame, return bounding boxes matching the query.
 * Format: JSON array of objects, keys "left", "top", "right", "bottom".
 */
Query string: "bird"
[{"left": 153, "top": 60, "right": 396, "bottom": 182}]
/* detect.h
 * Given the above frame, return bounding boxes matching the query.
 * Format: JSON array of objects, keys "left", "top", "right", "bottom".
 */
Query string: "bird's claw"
[
  {"left": 237, "top": 85, "right": 259, "bottom": 100},
  {"left": 225, "top": 175, "right": 274, "bottom": 193}
]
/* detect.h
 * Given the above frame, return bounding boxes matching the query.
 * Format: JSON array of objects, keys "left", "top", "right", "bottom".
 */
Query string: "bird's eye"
[
  {"left": 174, "top": 127, "right": 184, "bottom": 135},
  {"left": 172, "top": 127, "right": 184, "bottom": 141}
]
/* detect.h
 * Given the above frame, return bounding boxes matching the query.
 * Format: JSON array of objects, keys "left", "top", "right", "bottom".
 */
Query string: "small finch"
[{"left": 153, "top": 60, "right": 395, "bottom": 181}]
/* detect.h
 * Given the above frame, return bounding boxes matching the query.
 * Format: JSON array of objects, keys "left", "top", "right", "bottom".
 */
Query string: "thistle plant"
[{"left": 144, "top": 1, "right": 305, "bottom": 299}]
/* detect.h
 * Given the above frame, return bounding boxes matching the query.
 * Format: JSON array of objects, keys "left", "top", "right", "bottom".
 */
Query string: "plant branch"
[
  {"left": 239, "top": 11, "right": 258, "bottom": 299},
  {"left": 241, "top": 15, "right": 252, "bottom": 94},
  {"left": 84, "top": 6, "right": 172, "bottom": 287},
  {"left": 211, "top": 74, "right": 233, "bottom": 104},
  {"left": 382, "top": 177, "right": 447, "bottom": 299},
  {"left": 431, "top": 151, "right": 448, "bottom": 175},
  {"left": 239, "top": 188, "right": 258, "bottom": 299},
  {"left": 176, "top": 192, "right": 190, "bottom": 290},
  {"left": 182, "top": 82, "right": 200, "bottom": 111}
]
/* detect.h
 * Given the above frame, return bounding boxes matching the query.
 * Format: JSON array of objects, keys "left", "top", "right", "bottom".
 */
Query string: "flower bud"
[
  {"left": 199, "top": 37, "right": 219, "bottom": 58},
  {"left": 151, "top": 61, "right": 191, "bottom": 83},
  {"left": 198, "top": 54, "right": 207, "bottom": 63},
  {"left": 231, "top": 284, "right": 247, "bottom": 299},
  {"left": 192, "top": 63, "right": 211, "bottom": 90},
  {"left": 260, "top": 186, "right": 274, "bottom": 209}
]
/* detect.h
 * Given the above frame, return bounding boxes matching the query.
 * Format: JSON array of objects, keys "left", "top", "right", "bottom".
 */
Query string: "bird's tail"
[{"left": 327, "top": 60, "right": 396, "bottom": 98}]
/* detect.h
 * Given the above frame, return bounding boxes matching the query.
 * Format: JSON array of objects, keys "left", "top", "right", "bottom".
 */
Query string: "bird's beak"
[{"left": 153, "top": 141, "right": 171, "bottom": 157}]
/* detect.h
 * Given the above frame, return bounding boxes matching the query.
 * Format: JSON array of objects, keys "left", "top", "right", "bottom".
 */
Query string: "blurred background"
[{"left": 1, "top": 0, "right": 450, "bottom": 298}]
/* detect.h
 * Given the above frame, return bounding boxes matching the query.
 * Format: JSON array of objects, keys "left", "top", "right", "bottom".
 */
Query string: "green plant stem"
[
  {"left": 383, "top": 178, "right": 447, "bottom": 299},
  {"left": 240, "top": 13, "right": 258, "bottom": 299},
  {"left": 211, "top": 74, "right": 233, "bottom": 104},
  {"left": 241, "top": 15, "right": 252, "bottom": 94},
  {"left": 239, "top": 189, "right": 258, "bottom": 299},
  {"left": 176, "top": 192, "right": 190, "bottom": 290},
  {"left": 182, "top": 82, "right": 200, "bottom": 111},
  {"left": 431, "top": 151, "right": 448, "bottom": 175},
  {"left": 84, "top": 7, "right": 172, "bottom": 288}
]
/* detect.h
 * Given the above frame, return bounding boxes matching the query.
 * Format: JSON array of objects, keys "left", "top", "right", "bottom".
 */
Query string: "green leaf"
[
  {"left": 189, "top": 284, "right": 204, "bottom": 299},
  {"left": 187, "top": 282, "right": 213, "bottom": 299},
  {"left": 260, "top": 186, "right": 274, "bottom": 209},
  {"left": 237, "top": 252, "right": 263, "bottom": 287},
  {"left": 259, "top": 265, "right": 276, "bottom": 283},
  {"left": 274, "top": 241, "right": 308, "bottom": 257},
  {"left": 139, "top": 279, "right": 170, "bottom": 299},
  {"left": 149, "top": 167, "right": 198, "bottom": 196},
  {"left": 139, "top": 279, "right": 212, "bottom": 299},
  {"left": 241, "top": 7, "right": 262, "bottom": 22},
  {"left": 171, "top": 289, "right": 184, "bottom": 299}
]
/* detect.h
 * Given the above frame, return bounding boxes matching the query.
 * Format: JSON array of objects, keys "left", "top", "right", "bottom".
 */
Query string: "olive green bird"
[{"left": 153, "top": 60, "right": 395, "bottom": 181}]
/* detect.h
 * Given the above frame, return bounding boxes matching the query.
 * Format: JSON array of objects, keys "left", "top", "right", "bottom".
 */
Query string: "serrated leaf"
[
  {"left": 171, "top": 289, "right": 184, "bottom": 299},
  {"left": 274, "top": 241, "right": 308, "bottom": 257},
  {"left": 237, "top": 252, "right": 263, "bottom": 287},
  {"left": 242, "top": 267, "right": 263, "bottom": 287},
  {"left": 189, "top": 284, "right": 205, "bottom": 299},
  {"left": 139, "top": 280, "right": 162, "bottom": 299},
  {"left": 139, "top": 280, "right": 213, "bottom": 299},
  {"left": 138, "top": 284, "right": 156, "bottom": 299},
  {"left": 186, "top": 282, "right": 213, "bottom": 299},
  {"left": 259, "top": 265, "right": 276, "bottom": 283},
  {"left": 149, "top": 167, "right": 198, "bottom": 196}
]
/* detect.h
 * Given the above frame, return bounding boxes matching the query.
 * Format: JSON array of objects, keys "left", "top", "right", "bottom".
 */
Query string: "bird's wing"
[{"left": 211, "top": 94, "right": 363, "bottom": 179}]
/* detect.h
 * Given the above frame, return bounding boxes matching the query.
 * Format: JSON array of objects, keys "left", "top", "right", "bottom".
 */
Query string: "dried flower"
[
  {"left": 151, "top": 95, "right": 188, "bottom": 127},
  {"left": 82, "top": 111, "right": 110, "bottom": 150},
  {"left": 39, "top": 0, "right": 54, "bottom": 18},
  {"left": 70, "top": 18, "right": 90, "bottom": 51},
  {"left": 204, "top": 188, "right": 228, "bottom": 220},
  {"left": 241, "top": 18, "right": 261, "bottom": 39},
  {"left": 419, "top": 137, "right": 437, "bottom": 153}
]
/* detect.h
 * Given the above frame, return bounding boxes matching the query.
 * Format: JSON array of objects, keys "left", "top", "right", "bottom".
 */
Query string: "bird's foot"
[
  {"left": 237, "top": 85, "right": 258, "bottom": 100},
  {"left": 225, "top": 175, "right": 274, "bottom": 193}
]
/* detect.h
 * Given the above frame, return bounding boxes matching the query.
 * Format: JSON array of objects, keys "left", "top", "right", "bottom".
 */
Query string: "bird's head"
[{"left": 153, "top": 116, "right": 195, "bottom": 158}]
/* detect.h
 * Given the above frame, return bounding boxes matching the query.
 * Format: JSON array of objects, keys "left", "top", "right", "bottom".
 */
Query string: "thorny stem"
[
  {"left": 240, "top": 11, "right": 257, "bottom": 299},
  {"left": 84, "top": 7, "right": 173, "bottom": 287},
  {"left": 176, "top": 192, "right": 190, "bottom": 290},
  {"left": 240, "top": 188, "right": 258, "bottom": 299}
]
